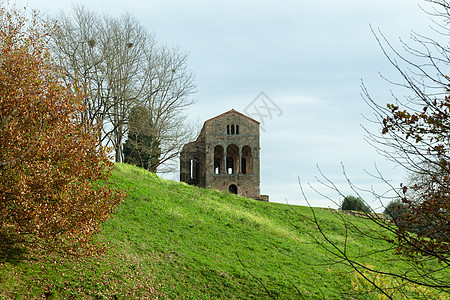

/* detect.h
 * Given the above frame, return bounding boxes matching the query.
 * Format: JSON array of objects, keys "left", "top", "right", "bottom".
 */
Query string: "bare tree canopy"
[
  {"left": 50, "top": 5, "right": 197, "bottom": 172},
  {"left": 363, "top": 0, "right": 450, "bottom": 261}
]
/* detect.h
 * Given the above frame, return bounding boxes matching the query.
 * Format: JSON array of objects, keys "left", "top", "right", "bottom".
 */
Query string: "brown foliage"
[
  {"left": 0, "top": 7, "right": 124, "bottom": 253},
  {"left": 302, "top": 2, "right": 450, "bottom": 295},
  {"left": 382, "top": 95, "right": 450, "bottom": 260}
]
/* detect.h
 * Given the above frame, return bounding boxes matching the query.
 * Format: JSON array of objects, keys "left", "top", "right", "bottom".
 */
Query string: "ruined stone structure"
[{"left": 180, "top": 109, "right": 268, "bottom": 201}]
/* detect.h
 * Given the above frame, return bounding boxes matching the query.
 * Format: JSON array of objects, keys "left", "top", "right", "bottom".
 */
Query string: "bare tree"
[
  {"left": 141, "top": 44, "right": 197, "bottom": 172},
  {"left": 300, "top": 0, "right": 450, "bottom": 297},
  {"left": 50, "top": 6, "right": 196, "bottom": 170}
]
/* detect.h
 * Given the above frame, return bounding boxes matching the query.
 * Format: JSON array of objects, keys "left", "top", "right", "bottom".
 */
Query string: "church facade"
[{"left": 180, "top": 109, "right": 268, "bottom": 201}]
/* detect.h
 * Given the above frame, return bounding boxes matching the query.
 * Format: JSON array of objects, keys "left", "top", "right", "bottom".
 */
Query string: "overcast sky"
[{"left": 11, "top": 0, "right": 440, "bottom": 210}]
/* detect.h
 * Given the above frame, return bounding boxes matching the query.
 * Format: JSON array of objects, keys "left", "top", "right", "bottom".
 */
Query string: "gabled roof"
[{"left": 204, "top": 109, "right": 260, "bottom": 124}]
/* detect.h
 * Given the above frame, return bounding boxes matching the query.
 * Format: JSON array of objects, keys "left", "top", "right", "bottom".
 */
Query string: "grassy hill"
[{"left": 0, "top": 163, "right": 434, "bottom": 299}]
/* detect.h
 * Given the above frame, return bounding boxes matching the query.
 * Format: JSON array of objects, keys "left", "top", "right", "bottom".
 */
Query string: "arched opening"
[
  {"left": 226, "top": 144, "right": 239, "bottom": 174},
  {"left": 236, "top": 124, "right": 239, "bottom": 134},
  {"left": 241, "top": 145, "right": 252, "bottom": 174},
  {"left": 214, "top": 145, "right": 224, "bottom": 174},
  {"left": 231, "top": 124, "right": 235, "bottom": 134},
  {"left": 227, "top": 125, "right": 230, "bottom": 134},
  {"left": 228, "top": 184, "right": 238, "bottom": 194},
  {"left": 226, "top": 157, "right": 234, "bottom": 174}
]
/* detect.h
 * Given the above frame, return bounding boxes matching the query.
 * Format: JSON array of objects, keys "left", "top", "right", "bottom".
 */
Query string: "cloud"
[{"left": 14, "top": 0, "right": 430, "bottom": 209}]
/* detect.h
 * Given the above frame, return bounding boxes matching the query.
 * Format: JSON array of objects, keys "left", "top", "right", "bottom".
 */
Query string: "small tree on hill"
[
  {"left": 383, "top": 199, "right": 409, "bottom": 222},
  {"left": 0, "top": 7, "right": 124, "bottom": 254},
  {"left": 340, "top": 196, "right": 371, "bottom": 212}
]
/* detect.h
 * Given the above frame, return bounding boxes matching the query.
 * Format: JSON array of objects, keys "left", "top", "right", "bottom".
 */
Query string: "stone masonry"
[{"left": 180, "top": 109, "right": 269, "bottom": 201}]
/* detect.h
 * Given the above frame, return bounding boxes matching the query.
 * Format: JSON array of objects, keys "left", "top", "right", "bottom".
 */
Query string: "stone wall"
[{"left": 179, "top": 128, "right": 205, "bottom": 186}]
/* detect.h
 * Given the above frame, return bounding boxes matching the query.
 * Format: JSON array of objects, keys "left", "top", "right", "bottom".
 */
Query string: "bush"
[
  {"left": 383, "top": 200, "right": 409, "bottom": 221},
  {"left": 340, "top": 196, "right": 371, "bottom": 212},
  {"left": 0, "top": 7, "right": 124, "bottom": 253}
]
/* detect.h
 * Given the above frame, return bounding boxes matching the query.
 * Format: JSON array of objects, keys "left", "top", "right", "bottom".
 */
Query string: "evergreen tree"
[
  {"left": 123, "top": 106, "right": 161, "bottom": 172},
  {"left": 340, "top": 195, "right": 371, "bottom": 212}
]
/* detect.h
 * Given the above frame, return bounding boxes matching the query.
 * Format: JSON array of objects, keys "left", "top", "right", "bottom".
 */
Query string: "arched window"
[
  {"left": 228, "top": 184, "right": 238, "bottom": 194},
  {"left": 226, "top": 157, "right": 234, "bottom": 174},
  {"left": 226, "top": 144, "right": 239, "bottom": 174},
  {"left": 227, "top": 124, "right": 239, "bottom": 135},
  {"left": 214, "top": 158, "right": 220, "bottom": 174},
  {"left": 214, "top": 145, "right": 224, "bottom": 174},
  {"left": 241, "top": 145, "right": 252, "bottom": 174}
]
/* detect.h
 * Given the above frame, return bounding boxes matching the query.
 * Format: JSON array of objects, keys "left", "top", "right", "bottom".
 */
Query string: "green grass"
[{"left": 0, "top": 163, "right": 444, "bottom": 299}]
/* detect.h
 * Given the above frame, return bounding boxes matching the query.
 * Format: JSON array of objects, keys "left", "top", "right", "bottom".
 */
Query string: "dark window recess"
[
  {"left": 241, "top": 145, "right": 252, "bottom": 174},
  {"left": 226, "top": 157, "right": 234, "bottom": 174},
  {"left": 229, "top": 184, "right": 238, "bottom": 194},
  {"left": 214, "top": 158, "right": 220, "bottom": 174},
  {"left": 214, "top": 145, "right": 224, "bottom": 174},
  {"left": 227, "top": 124, "right": 239, "bottom": 135}
]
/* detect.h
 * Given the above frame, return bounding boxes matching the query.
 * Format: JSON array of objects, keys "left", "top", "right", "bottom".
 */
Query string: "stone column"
[
  {"left": 221, "top": 144, "right": 225, "bottom": 174},
  {"left": 220, "top": 149, "right": 224, "bottom": 174},
  {"left": 250, "top": 147, "right": 255, "bottom": 174}
]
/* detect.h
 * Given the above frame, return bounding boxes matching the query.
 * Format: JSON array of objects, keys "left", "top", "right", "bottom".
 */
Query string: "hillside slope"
[
  {"left": 1, "top": 163, "right": 404, "bottom": 299},
  {"left": 102, "top": 164, "right": 385, "bottom": 299}
]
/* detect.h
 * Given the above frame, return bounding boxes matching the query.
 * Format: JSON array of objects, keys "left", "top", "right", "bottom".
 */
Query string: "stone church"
[{"left": 180, "top": 109, "right": 268, "bottom": 201}]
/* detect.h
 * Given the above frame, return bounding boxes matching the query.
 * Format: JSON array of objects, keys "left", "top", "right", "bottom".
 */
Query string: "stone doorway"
[{"left": 228, "top": 184, "right": 237, "bottom": 194}]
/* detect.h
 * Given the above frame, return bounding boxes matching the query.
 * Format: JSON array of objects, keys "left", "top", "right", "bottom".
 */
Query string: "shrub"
[
  {"left": 0, "top": 7, "right": 124, "bottom": 253},
  {"left": 340, "top": 196, "right": 371, "bottom": 212},
  {"left": 383, "top": 200, "right": 409, "bottom": 222}
]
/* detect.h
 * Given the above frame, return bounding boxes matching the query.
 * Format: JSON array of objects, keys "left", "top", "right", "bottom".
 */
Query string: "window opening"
[
  {"left": 190, "top": 159, "right": 194, "bottom": 179},
  {"left": 214, "top": 145, "right": 224, "bottom": 174},
  {"left": 231, "top": 124, "right": 235, "bottom": 134},
  {"left": 227, "top": 125, "right": 230, "bottom": 134},
  {"left": 226, "top": 144, "right": 239, "bottom": 174},
  {"left": 242, "top": 145, "right": 252, "bottom": 174},
  {"left": 214, "top": 158, "right": 220, "bottom": 174},
  {"left": 229, "top": 184, "right": 238, "bottom": 194},
  {"left": 236, "top": 125, "right": 239, "bottom": 134},
  {"left": 226, "top": 157, "right": 234, "bottom": 174}
]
